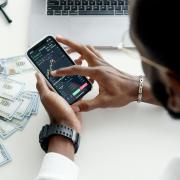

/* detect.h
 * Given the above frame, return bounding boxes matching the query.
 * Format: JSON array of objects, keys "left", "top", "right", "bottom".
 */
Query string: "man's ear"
[{"left": 167, "top": 76, "right": 180, "bottom": 113}]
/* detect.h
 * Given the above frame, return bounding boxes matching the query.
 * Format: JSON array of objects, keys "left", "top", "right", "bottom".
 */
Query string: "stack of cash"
[
  {"left": 0, "top": 55, "right": 39, "bottom": 167},
  {"left": 0, "top": 55, "right": 34, "bottom": 76}
]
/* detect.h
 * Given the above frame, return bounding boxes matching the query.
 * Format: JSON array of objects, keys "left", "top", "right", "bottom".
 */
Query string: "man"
[{"left": 35, "top": 0, "right": 180, "bottom": 179}]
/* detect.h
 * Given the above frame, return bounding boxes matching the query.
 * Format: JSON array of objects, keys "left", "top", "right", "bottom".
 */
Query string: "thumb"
[{"left": 35, "top": 73, "right": 50, "bottom": 97}]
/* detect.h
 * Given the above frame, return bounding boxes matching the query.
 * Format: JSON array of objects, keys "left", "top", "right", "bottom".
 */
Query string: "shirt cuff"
[{"left": 35, "top": 152, "right": 79, "bottom": 180}]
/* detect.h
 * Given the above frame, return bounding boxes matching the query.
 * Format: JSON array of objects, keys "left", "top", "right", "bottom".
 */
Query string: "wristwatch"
[{"left": 39, "top": 124, "right": 80, "bottom": 153}]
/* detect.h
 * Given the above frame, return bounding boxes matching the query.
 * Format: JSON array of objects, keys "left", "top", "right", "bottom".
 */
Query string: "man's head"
[{"left": 129, "top": 0, "right": 180, "bottom": 118}]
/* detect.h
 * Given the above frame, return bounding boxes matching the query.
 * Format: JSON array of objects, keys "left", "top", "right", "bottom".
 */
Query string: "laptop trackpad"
[{"left": 69, "top": 16, "right": 129, "bottom": 47}]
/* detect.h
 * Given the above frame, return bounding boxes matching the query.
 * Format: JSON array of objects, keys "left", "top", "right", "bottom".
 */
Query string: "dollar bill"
[
  {"left": 13, "top": 93, "right": 33, "bottom": 120},
  {"left": 11, "top": 116, "right": 30, "bottom": 131},
  {"left": 0, "top": 91, "right": 40, "bottom": 139},
  {"left": 0, "top": 78, "right": 25, "bottom": 101},
  {"left": 0, "top": 119, "right": 18, "bottom": 140},
  {"left": 0, "top": 97, "right": 23, "bottom": 120},
  {"left": 26, "top": 92, "right": 40, "bottom": 115},
  {"left": 0, "top": 60, "right": 6, "bottom": 75},
  {"left": 0, "top": 143, "right": 12, "bottom": 167},
  {"left": 3, "top": 55, "right": 34, "bottom": 76}
]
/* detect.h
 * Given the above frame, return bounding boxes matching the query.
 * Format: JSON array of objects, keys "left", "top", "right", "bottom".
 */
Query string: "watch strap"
[{"left": 39, "top": 124, "right": 80, "bottom": 153}]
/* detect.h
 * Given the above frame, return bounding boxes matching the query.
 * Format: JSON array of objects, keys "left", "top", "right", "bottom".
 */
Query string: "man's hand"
[
  {"left": 36, "top": 73, "right": 82, "bottom": 132},
  {"left": 36, "top": 73, "right": 82, "bottom": 160},
  {"left": 51, "top": 36, "right": 139, "bottom": 112}
]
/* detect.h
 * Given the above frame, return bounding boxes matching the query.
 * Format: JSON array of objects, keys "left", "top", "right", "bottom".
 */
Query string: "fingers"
[
  {"left": 56, "top": 36, "right": 98, "bottom": 63},
  {"left": 51, "top": 65, "right": 97, "bottom": 79},
  {"left": 71, "top": 105, "right": 80, "bottom": 113},
  {"left": 73, "top": 98, "right": 102, "bottom": 112},
  {"left": 66, "top": 48, "right": 76, "bottom": 54},
  {"left": 86, "top": 45, "right": 104, "bottom": 59},
  {"left": 56, "top": 36, "right": 83, "bottom": 53},
  {"left": 56, "top": 36, "right": 105, "bottom": 68},
  {"left": 35, "top": 73, "right": 50, "bottom": 97}
]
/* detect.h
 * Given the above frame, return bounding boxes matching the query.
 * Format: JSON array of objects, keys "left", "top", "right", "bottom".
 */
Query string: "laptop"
[{"left": 28, "top": 0, "right": 133, "bottom": 48}]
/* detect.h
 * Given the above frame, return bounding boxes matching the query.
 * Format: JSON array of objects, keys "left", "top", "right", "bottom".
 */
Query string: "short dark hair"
[{"left": 130, "top": 0, "right": 180, "bottom": 76}]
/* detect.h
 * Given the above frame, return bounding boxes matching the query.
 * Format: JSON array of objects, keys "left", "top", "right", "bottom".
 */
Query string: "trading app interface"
[{"left": 28, "top": 37, "right": 91, "bottom": 104}]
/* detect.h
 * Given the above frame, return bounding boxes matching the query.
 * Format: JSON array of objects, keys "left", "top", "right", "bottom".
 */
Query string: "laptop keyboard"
[{"left": 47, "top": 0, "right": 128, "bottom": 16}]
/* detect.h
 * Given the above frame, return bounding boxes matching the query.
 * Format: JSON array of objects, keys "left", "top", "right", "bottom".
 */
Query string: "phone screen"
[{"left": 27, "top": 36, "right": 92, "bottom": 104}]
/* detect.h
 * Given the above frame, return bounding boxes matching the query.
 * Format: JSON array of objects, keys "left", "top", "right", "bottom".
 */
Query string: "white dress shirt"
[
  {"left": 36, "top": 153, "right": 180, "bottom": 180},
  {"left": 35, "top": 153, "right": 79, "bottom": 180}
]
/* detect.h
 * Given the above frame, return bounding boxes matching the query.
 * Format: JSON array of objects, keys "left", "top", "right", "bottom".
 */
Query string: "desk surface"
[{"left": 1, "top": 1, "right": 180, "bottom": 180}]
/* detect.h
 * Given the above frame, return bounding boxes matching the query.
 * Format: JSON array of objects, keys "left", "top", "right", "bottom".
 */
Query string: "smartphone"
[{"left": 27, "top": 36, "right": 92, "bottom": 105}]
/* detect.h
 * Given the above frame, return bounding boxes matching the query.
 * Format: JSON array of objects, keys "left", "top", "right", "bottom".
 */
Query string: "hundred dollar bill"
[
  {"left": 10, "top": 116, "right": 30, "bottom": 131},
  {"left": 24, "top": 92, "right": 39, "bottom": 116},
  {"left": 0, "top": 78, "right": 25, "bottom": 100},
  {"left": 0, "top": 119, "right": 18, "bottom": 140},
  {"left": 4, "top": 55, "right": 34, "bottom": 76},
  {"left": 0, "top": 97, "right": 23, "bottom": 120},
  {"left": 0, "top": 143, "right": 12, "bottom": 167},
  {"left": 26, "top": 91, "right": 40, "bottom": 115},
  {"left": 13, "top": 93, "right": 33, "bottom": 120},
  {"left": 0, "top": 60, "right": 6, "bottom": 75}
]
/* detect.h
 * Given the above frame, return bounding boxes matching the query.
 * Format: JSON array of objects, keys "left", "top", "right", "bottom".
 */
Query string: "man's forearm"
[{"left": 48, "top": 136, "right": 75, "bottom": 161}]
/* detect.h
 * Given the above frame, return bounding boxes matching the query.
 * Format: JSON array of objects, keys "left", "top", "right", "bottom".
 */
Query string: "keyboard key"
[
  {"left": 64, "top": 6, "right": 70, "bottom": 10},
  {"left": 68, "top": 0, "right": 74, "bottom": 5},
  {"left": 79, "top": 10, "right": 114, "bottom": 15},
  {"left": 93, "top": 5, "right": 99, "bottom": 10},
  {"left": 123, "top": 5, "right": 128, "bottom": 10},
  {"left": 69, "top": 10, "right": 78, "bottom": 15},
  {"left": 104, "top": 0, "right": 110, "bottom": 5},
  {"left": 47, "top": 10, "right": 54, "bottom": 15},
  {"left": 124, "top": 10, "right": 128, "bottom": 15},
  {"left": 60, "top": 0, "right": 66, "bottom": 5},
  {"left": 118, "top": 0, "right": 124, "bottom": 5},
  {"left": 115, "top": 10, "right": 123, "bottom": 15},
  {"left": 54, "top": 10, "right": 61, "bottom": 15},
  {"left": 60, "top": 0, "right": 66, "bottom": 6},
  {"left": 108, "top": 6, "right": 114, "bottom": 10},
  {"left": 72, "top": 6, "right": 78, "bottom": 10},
  {"left": 48, "top": 6, "right": 61, "bottom": 10},
  {"left": 111, "top": 0, "right": 117, "bottom": 5},
  {"left": 115, "top": 5, "right": 121, "bottom": 10},
  {"left": 86, "top": 5, "right": 92, "bottom": 10},
  {"left": 96, "top": 0, "right": 103, "bottom": 5},
  {"left": 100, "top": 5, "right": 106, "bottom": 10},
  {"left": 79, "top": 6, "right": 85, "bottom": 10},
  {"left": 90, "top": 0, "right": 95, "bottom": 5},
  {"left": 75, "top": 0, "right": 81, "bottom": 5},
  {"left": 62, "top": 10, "right": 69, "bottom": 15},
  {"left": 82, "top": 0, "right": 88, "bottom": 5},
  {"left": 48, "top": 1, "right": 59, "bottom": 6}
]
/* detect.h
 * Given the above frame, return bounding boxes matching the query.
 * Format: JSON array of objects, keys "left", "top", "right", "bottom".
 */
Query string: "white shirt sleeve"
[
  {"left": 160, "top": 154, "right": 180, "bottom": 180},
  {"left": 35, "top": 152, "right": 79, "bottom": 180}
]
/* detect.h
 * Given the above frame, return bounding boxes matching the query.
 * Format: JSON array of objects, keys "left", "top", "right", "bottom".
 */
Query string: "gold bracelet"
[{"left": 137, "top": 75, "right": 144, "bottom": 103}]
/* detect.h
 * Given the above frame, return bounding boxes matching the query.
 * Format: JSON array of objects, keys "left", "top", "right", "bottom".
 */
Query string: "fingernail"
[
  {"left": 72, "top": 106, "right": 80, "bottom": 112},
  {"left": 35, "top": 73, "right": 39, "bottom": 78},
  {"left": 56, "top": 35, "right": 63, "bottom": 39},
  {"left": 51, "top": 70, "right": 56, "bottom": 76}
]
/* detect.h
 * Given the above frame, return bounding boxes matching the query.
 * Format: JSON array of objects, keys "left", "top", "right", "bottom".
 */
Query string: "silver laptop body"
[{"left": 28, "top": 0, "right": 132, "bottom": 48}]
